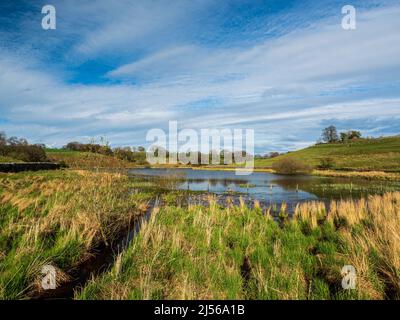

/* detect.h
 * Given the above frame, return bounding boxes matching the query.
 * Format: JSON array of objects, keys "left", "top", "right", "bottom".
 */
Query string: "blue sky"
[{"left": 0, "top": 0, "right": 399, "bottom": 152}]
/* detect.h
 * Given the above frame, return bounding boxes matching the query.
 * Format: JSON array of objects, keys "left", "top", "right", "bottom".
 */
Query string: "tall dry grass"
[
  {"left": 313, "top": 170, "right": 400, "bottom": 181},
  {"left": 295, "top": 192, "right": 400, "bottom": 299},
  {"left": 0, "top": 171, "right": 141, "bottom": 248},
  {"left": 0, "top": 170, "right": 146, "bottom": 298},
  {"left": 81, "top": 192, "right": 399, "bottom": 300}
]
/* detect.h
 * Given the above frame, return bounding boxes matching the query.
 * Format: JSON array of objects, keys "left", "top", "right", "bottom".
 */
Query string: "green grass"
[
  {"left": 255, "top": 136, "right": 400, "bottom": 172},
  {"left": 78, "top": 203, "right": 314, "bottom": 299}
]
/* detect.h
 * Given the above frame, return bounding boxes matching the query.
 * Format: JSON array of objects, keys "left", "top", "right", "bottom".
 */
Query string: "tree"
[
  {"left": 266, "top": 152, "right": 280, "bottom": 159},
  {"left": 319, "top": 157, "right": 335, "bottom": 169},
  {"left": 321, "top": 125, "right": 339, "bottom": 143},
  {"left": 347, "top": 130, "right": 361, "bottom": 140},
  {"left": 272, "top": 158, "right": 313, "bottom": 174},
  {"left": 18, "top": 138, "right": 28, "bottom": 146},
  {"left": 64, "top": 141, "right": 83, "bottom": 151},
  {"left": 340, "top": 130, "right": 362, "bottom": 142},
  {"left": 340, "top": 132, "right": 348, "bottom": 142},
  {"left": 7, "top": 136, "right": 20, "bottom": 146},
  {"left": 0, "top": 131, "right": 6, "bottom": 146}
]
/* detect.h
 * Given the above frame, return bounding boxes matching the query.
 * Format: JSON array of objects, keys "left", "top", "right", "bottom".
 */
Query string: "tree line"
[
  {"left": 147, "top": 145, "right": 251, "bottom": 165},
  {"left": 63, "top": 140, "right": 148, "bottom": 165},
  {"left": 320, "top": 125, "right": 362, "bottom": 143},
  {"left": 0, "top": 131, "right": 48, "bottom": 162}
]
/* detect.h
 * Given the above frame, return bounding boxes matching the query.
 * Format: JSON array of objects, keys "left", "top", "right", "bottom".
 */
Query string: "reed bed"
[
  {"left": 78, "top": 192, "right": 400, "bottom": 300},
  {"left": 0, "top": 170, "right": 146, "bottom": 299}
]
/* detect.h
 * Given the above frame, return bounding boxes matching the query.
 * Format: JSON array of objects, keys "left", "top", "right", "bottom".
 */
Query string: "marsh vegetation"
[
  {"left": 78, "top": 192, "right": 400, "bottom": 300},
  {"left": 0, "top": 171, "right": 148, "bottom": 298},
  {"left": 0, "top": 168, "right": 399, "bottom": 300}
]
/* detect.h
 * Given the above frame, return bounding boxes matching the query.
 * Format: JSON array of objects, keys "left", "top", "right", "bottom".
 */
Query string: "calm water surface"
[{"left": 129, "top": 168, "right": 400, "bottom": 210}]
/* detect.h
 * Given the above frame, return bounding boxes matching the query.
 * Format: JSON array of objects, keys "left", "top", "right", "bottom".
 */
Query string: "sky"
[{"left": 0, "top": 0, "right": 399, "bottom": 153}]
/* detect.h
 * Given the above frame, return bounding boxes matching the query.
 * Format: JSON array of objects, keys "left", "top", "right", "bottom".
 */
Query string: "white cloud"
[
  {"left": 1, "top": 3, "right": 400, "bottom": 151},
  {"left": 109, "top": 6, "right": 400, "bottom": 85},
  {"left": 69, "top": 0, "right": 216, "bottom": 57}
]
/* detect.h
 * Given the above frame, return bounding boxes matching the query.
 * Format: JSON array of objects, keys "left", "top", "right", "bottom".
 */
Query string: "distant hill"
[{"left": 255, "top": 136, "right": 400, "bottom": 172}]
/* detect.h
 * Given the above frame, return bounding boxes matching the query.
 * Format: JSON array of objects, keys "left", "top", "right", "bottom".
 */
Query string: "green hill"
[{"left": 255, "top": 136, "right": 400, "bottom": 172}]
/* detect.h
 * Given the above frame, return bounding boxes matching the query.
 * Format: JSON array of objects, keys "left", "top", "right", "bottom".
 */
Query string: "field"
[
  {"left": 255, "top": 137, "right": 400, "bottom": 172},
  {"left": 0, "top": 170, "right": 399, "bottom": 300}
]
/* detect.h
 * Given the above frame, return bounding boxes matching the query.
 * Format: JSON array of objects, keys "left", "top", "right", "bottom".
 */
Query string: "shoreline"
[
  {"left": 143, "top": 165, "right": 400, "bottom": 181},
  {"left": 2, "top": 163, "right": 399, "bottom": 182}
]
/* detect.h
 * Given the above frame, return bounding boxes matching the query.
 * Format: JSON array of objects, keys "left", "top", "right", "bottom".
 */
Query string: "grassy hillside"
[
  {"left": 46, "top": 150, "right": 134, "bottom": 169},
  {"left": 256, "top": 137, "right": 400, "bottom": 172}
]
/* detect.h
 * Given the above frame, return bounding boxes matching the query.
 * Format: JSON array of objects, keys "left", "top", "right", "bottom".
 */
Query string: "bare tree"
[
  {"left": 7, "top": 136, "right": 20, "bottom": 146},
  {"left": 0, "top": 131, "right": 6, "bottom": 146},
  {"left": 321, "top": 125, "right": 339, "bottom": 143}
]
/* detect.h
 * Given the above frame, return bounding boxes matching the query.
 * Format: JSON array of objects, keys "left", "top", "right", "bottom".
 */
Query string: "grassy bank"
[
  {"left": 78, "top": 193, "right": 399, "bottom": 300},
  {"left": 312, "top": 170, "right": 400, "bottom": 181},
  {"left": 0, "top": 156, "right": 22, "bottom": 163},
  {"left": 255, "top": 136, "right": 400, "bottom": 172},
  {"left": 0, "top": 170, "right": 148, "bottom": 299},
  {"left": 46, "top": 150, "right": 134, "bottom": 169}
]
